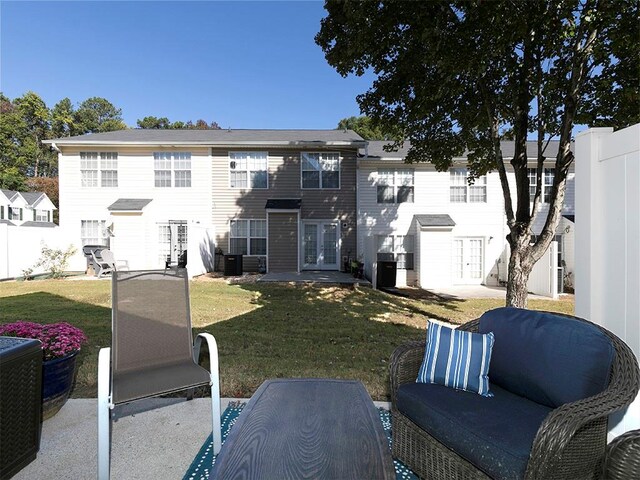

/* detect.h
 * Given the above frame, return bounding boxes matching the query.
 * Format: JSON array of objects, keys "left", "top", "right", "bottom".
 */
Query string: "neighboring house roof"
[
  {"left": 265, "top": 199, "right": 302, "bottom": 210},
  {"left": 362, "top": 140, "right": 562, "bottom": 161},
  {"left": 0, "top": 219, "right": 16, "bottom": 226},
  {"left": 1, "top": 189, "right": 19, "bottom": 202},
  {"left": 563, "top": 214, "right": 575, "bottom": 223},
  {"left": 43, "top": 129, "right": 366, "bottom": 147},
  {"left": 1, "top": 189, "right": 52, "bottom": 208},
  {"left": 20, "top": 191, "right": 45, "bottom": 206},
  {"left": 20, "top": 221, "right": 57, "bottom": 228},
  {"left": 107, "top": 198, "right": 153, "bottom": 211},
  {"left": 414, "top": 214, "right": 456, "bottom": 227}
]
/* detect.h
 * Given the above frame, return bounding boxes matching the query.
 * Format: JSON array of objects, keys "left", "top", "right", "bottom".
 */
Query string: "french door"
[
  {"left": 302, "top": 221, "right": 339, "bottom": 270},
  {"left": 453, "top": 237, "right": 484, "bottom": 284}
]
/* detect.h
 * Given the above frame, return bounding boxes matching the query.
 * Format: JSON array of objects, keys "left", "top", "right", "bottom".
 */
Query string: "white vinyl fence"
[
  {"left": 527, "top": 241, "right": 559, "bottom": 299},
  {"left": 0, "top": 223, "right": 65, "bottom": 279},
  {"left": 575, "top": 124, "right": 640, "bottom": 438}
]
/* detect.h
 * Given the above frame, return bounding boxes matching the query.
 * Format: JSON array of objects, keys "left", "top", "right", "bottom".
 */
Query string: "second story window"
[
  {"left": 450, "top": 168, "right": 486, "bottom": 203},
  {"left": 529, "top": 168, "right": 555, "bottom": 203},
  {"left": 229, "top": 152, "right": 268, "bottom": 189},
  {"left": 301, "top": 152, "right": 340, "bottom": 189},
  {"left": 377, "top": 169, "right": 414, "bottom": 204},
  {"left": 81, "top": 152, "right": 118, "bottom": 187},
  {"left": 154, "top": 152, "right": 192, "bottom": 188}
]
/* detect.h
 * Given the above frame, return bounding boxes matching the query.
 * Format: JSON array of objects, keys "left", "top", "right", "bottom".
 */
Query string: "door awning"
[
  {"left": 414, "top": 214, "right": 456, "bottom": 227},
  {"left": 265, "top": 199, "right": 301, "bottom": 210},
  {"left": 107, "top": 198, "right": 152, "bottom": 212}
]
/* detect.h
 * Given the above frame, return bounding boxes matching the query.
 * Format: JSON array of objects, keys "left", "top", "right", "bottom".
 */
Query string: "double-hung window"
[
  {"left": 35, "top": 209, "right": 49, "bottom": 222},
  {"left": 80, "top": 152, "right": 117, "bottom": 187},
  {"left": 174, "top": 152, "right": 192, "bottom": 187},
  {"left": 301, "top": 152, "right": 340, "bottom": 189},
  {"left": 100, "top": 152, "right": 118, "bottom": 187},
  {"left": 377, "top": 169, "right": 414, "bottom": 204},
  {"left": 81, "top": 220, "right": 107, "bottom": 246},
  {"left": 528, "top": 168, "right": 555, "bottom": 203},
  {"left": 450, "top": 168, "right": 486, "bottom": 203},
  {"left": 376, "top": 234, "right": 414, "bottom": 270},
  {"left": 9, "top": 207, "right": 22, "bottom": 221},
  {"left": 229, "top": 219, "right": 267, "bottom": 255},
  {"left": 229, "top": 152, "right": 268, "bottom": 189},
  {"left": 80, "top": 152, "right": 99, "bottom": 187},
  {"left": 154, "top": 152, "right": 192, "bottom": 187}
]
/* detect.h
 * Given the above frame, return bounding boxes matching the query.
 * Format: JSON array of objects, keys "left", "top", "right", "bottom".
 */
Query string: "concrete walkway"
[
  {"left": 15, "top": 397, "right": 391, "bottom": 479},
  {"left": 426, "top": 285, "right": 555, "bottom": 300},
  {"left": 258, "top": 270, "right": 370, "bottom": 285}
]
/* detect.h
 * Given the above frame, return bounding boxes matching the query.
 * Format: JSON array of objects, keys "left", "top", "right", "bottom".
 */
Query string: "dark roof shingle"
[
  {"left": 362, "top": 140, "right": 562, "bottom": 160},
  {"left": 107, "top": 199, "right": 153, "bottom": 211},
  {"left": 45, "top": 129, "right": 365, "bottom": 145},
  {"left": 265, "top": 199, "right": 302, "bottom": 210},
  {"left": 415, "top": 214, "right": 456, "bottom": 227}
]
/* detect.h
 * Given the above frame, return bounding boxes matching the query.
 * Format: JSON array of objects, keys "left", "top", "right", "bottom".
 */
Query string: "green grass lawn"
[{"left": 0, "top": 278, "right": 574, "bottom": 401}]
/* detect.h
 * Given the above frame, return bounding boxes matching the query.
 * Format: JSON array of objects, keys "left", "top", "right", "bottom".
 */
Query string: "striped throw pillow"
[{"left": 416, "top": 321, "right": 495, "bottom": 397}]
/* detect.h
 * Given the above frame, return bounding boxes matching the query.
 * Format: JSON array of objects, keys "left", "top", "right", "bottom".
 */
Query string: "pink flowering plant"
[{"left": 0, "top": 321, "right": 87, "bottom": 361}]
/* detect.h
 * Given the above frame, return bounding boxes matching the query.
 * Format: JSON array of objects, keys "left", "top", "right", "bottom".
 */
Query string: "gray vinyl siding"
[
  {"left": 268, "top": 213, "right": 298, "bottom": 272},
  {"left": 212, "top": 148, "right": 357, "bottom": 271}
]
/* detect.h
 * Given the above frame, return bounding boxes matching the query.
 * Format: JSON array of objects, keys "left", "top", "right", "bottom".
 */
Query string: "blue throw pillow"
[{"left": 417, "top": 321, "right": 495, "bottom": 397}]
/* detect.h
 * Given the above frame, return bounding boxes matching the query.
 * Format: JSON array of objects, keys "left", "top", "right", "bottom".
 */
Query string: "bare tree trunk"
[{"left": 505, "top": 234, "right": 535, "bottom": 308}]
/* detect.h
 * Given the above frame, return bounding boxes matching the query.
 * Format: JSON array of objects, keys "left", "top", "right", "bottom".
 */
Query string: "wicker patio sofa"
[{"left": 390, "top": 308, "right": 640, "bottom": 480}]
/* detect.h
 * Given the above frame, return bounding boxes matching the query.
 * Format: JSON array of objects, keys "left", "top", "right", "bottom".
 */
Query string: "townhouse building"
[
  {"left": 44, "top": 129, "right": 364, "bottom": 274},
  {"left": 45, "top": 130, "right": 573, "bottom": 293},
  {"left": 357, "top": 141, "right": 575, "bottom": 291}
]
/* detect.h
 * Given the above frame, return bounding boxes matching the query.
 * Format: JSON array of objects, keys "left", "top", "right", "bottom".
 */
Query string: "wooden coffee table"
[{"left": 212, "top": 378, "right": 395, "bottom": 479}]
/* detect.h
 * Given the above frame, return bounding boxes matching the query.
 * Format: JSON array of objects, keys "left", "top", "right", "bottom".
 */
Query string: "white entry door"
[
  {"left": 453, "top": 237, "right": 484, "bottom": 284},
  {"left": 302, "top": 222, "right": 339, "bottom": 270}
]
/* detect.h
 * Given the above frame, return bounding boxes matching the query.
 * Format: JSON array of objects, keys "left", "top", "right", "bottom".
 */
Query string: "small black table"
[
  {"left": 0, "top": 337, "right": 42, "bottom": 479},
  {"left": 212, "top": 378, "right": 395, "bottom": 480}
]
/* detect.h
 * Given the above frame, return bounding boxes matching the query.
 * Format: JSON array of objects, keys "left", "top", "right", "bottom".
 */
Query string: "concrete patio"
[
  {"left": 15, "top": 396, "right": 391, "bottom": 480},
  {"left": 426, "top": 285, "right": 561, "bottom": 300},
  {"left": 258, "top": 270, "right": 370, "bottom": 285}
]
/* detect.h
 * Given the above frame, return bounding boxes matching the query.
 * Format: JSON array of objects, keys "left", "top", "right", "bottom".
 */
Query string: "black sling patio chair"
[{"left": 97, "top": 269, "right": 221, "bottom": 479}]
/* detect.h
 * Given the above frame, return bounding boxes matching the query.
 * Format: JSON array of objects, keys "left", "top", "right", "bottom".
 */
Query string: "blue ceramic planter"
[{"left": 42, "top": 352, "right": 78, "bottom": 419}]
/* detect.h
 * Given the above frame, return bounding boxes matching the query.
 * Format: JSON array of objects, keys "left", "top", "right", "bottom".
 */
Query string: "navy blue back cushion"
[{"left": 479, "top": 307, "right": 615, "bottom": 408}]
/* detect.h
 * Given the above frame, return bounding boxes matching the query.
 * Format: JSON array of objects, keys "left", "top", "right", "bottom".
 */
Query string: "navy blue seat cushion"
[
  {"left": 396, "top": 382, "right": 552, "bottom": 480},
  {"left": 478, "top": 307, "right": 614, "bottom": 408}
]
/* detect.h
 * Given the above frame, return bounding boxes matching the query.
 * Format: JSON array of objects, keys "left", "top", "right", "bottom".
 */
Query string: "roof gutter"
[{"left": 42, "top": 140, "right": 367, "bottom": 148}]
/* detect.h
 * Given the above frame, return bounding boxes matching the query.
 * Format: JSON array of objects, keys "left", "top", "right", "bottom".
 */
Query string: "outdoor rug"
[{"left": 184, "top": 402, "right": 418, "bottom": 480}]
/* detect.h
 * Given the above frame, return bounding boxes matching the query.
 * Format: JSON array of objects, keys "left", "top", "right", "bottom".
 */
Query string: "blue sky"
[{"left": 1, "top": 1, "right": 375, "bottom": 129}]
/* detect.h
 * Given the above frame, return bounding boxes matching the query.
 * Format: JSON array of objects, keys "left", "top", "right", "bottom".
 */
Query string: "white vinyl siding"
[
  {"left": 229, "top": 152, "right": 268, "bottom": 189},
  {"left": 80, "top": 152, "right": 118, "bottom": 187},
  {"left": 450, "top": 168, "right": 486, "bottom": 203},
  {"left": 301, "top": 152, "right": 340, "bottom": 189},
  {"left": 154, "top": 152, "right": 191, "bottom": 187},
  {"left": 230, "top": 219, "right": 266, "bottom": 256}
]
